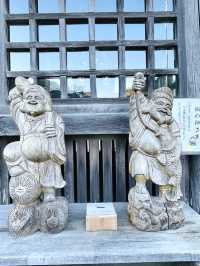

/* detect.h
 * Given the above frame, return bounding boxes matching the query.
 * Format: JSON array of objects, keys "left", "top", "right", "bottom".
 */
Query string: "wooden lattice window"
[{"left": 5, "top": 0, "right": 178, "bottom": 100}]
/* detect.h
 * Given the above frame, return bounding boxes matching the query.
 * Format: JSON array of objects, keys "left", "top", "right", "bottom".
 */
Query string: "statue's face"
[
  {"left": 153, "top": 97, "right": 172, "bottom": 117},
  {"left": 23, "top": 90, "right": 46, "bottom": 116}
]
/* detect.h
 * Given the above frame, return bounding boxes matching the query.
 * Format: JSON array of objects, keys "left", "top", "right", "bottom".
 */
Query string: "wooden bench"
[{"left": 0, "top": 203, "right": 200, "bottom": 266}]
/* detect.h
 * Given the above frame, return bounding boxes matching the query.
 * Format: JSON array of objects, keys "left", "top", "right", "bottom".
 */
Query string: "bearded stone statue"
[
  {"left": 128, "top": 73, "right": 184, "bottom": 231},
  {"left": 3, "top": 77, "right": 68, "bottom": 236}
]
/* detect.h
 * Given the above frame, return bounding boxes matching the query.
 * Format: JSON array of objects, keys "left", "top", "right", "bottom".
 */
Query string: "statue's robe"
[
  {"left": 7, "top": 95, "right": 66, "bottom": 189},
  {"left": 129, "top": 92, "right": 182, "bottom": 199}
]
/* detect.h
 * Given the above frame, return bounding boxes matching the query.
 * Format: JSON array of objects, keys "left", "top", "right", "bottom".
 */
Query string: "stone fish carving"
[
  {"left": 128, "top": 72, "right": 184, "bottom": 231},
  {"left": 3, "top": 77, "right": 68, "bottom": 236}
]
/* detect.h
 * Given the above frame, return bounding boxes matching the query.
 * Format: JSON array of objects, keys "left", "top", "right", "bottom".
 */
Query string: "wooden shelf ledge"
[{"left": 0, "top": 203, "right": 200, "bottom": 265}]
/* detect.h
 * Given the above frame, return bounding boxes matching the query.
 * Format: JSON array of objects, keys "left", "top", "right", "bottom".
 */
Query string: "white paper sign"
[{"left": 173, "top": 98, "right": 200, "bottom": 155}]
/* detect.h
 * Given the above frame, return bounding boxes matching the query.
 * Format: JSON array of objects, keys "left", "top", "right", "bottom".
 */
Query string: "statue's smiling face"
[{"left": 23, "top": 90, "right": 46, "bottom": 116}]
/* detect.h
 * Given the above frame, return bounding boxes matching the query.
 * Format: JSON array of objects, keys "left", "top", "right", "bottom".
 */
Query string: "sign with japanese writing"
[{"left": 173, "top": 99, "right": 200, "bottom": 155}]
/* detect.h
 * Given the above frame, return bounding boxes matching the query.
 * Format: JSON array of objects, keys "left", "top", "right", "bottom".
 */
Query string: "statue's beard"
[{"left": 22, "top": 102, "right": 45, "bottom": 116}]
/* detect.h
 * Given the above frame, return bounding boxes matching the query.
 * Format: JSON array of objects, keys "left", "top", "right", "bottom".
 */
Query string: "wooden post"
[
  {"left": 178, "top": 0, "right": 200, "bottom": 213},
  {"left": 0, "top": 0, "right": 8, "bottom": 106}
]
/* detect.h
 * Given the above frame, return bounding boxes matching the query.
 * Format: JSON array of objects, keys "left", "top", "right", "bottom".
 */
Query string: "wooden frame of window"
[{"left": 1, "top": 0, "right": 178, "bottom": 102}]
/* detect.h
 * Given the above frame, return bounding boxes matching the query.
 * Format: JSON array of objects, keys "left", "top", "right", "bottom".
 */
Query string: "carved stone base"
[
  {"left": 128, "top": 187, "right": 184, "bottom": 231},
  {"left": 8, "top": 203, "right": 40, "bottom": 236},
  {"left": 40, "top": 197, "right": 68, "bottom": 234},
  {"left": 8, "top": 197, "right": 68, "bottom": 236},
  {"left": 166, "top": 201, "right": 185, "bottom": 229}
]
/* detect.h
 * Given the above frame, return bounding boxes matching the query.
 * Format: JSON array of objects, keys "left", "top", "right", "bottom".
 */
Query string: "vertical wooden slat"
[
  {"left": 76, "top": 138, "right": 87, "bottom": 202},
  {"left": 118, "top": 16, "right": 124, "bottom": 41},
  {"left": 89, "top": 46, "right": 96, "bottom": 70},
  {"left": 181, "top": 155, "right": 190, "bottom": 203},
  {"left": 146, "top": 0, "right": 154, "bottom": 11},
  {"left": 90, "top": 74, "right": 96, "bottom": 97},
  {"left": 59, "top": 18, "right": 66, "bottom": 42},
  {"left": 29, "top": 0, "right": 37, "bottom": 13},
  {"left": 89, "top": 139, "right": 100, "bottom": 202},
  {"left": 89, "top": 17, "right": 95, "bottom": 41},
  {"left": 117, "top": 0, "right": 124, "bottom": 12},
  {"left": 59, "top": 0, "right": 65, "bottom": 12},
  {"left": 102, "top": 137, "right": 113, "bottom": 202},
  {"left": 59, "top": 17, "right": 67, "bottom": 99},
  {"left": 119, "top": 75, "right": 125, "bottom": 97},
  {"left": 30, "top": 16, "right": 37, "bottom": 79},
  {"left": 60, "top": 75, "right": 67, "bottom": 99},
  {"left": 60, "top": 46, "right": 66, "bottom": 71},
  {"left": 30, "top": 19, "right": 37, "bottom": 42},
  {"left": 29, "top": 0, "right": 37, "bottom": 72},
  {"left": 89, "top": 16, "right": 96, "bottom": 98},
  {"left": 0, "top": 0, "right": 8, "bottom": 105},
  {"left": 146, "top": 14, "right": 154, "bottom": 97},
  {"left": 0, "top": 137, "right": 9, "bottom": 205},
  {"left": 64, "top": 138, "right": 75, "bottom": 202},
  {"left": 115, "top": 136, "right": 126, "bottom": 201}
]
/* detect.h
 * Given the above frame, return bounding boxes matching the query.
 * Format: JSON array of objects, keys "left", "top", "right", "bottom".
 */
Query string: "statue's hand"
[
  {"left": 43, "top": 126, "right": 57, "bottom": 138},
  {"left": 132, "top": 78, "right": 145, "bottom": 91},
  {"left": 132, "top": 73, "right": 145, "bottom": 91},
  {"left": 8, "top": 87, "right": 21, "bottom": 101}
]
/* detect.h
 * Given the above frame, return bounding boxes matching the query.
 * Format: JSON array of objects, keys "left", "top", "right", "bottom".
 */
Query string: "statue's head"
[
  {"left": 15, "top": 77, "right": 52, "bottom": 116},
  {"left": 151, "top": 87, "right": 173, "bottom": 117}
]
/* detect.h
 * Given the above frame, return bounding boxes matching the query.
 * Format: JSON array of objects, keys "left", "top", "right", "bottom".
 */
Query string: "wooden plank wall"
[
  {"left": 0, "top": 134, "right": 190, "bottom": 205},
  {"left": 62, "top": 134, "right": 130, "bottom": 203}
]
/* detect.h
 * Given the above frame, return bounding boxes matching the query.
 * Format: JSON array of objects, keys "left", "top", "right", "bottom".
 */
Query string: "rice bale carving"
[
  {"left": 3, "top": 77, "right": 68, "bottom": 236},
  {"left": 128, "top": 72, "right": 184, "bottom": 231}
]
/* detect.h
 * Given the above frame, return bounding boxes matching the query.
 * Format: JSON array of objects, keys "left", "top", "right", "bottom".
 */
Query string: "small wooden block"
[{"left": 86, "top": 203, "right": 117, "bottom": 232}]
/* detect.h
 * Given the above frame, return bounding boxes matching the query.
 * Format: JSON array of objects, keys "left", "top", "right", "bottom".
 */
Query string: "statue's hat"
[{"left": 152, "top": 87, "right": 173, "bottom": 105}]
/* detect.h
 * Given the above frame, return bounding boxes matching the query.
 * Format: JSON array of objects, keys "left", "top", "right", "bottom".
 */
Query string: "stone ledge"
[{"left": 0, "top": 203, "right": 200, "bottom": 265}]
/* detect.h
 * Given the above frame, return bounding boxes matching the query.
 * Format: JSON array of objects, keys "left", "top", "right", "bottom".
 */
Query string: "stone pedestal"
[{"left": 128, "top": 187, "right": 184, "bottom": 231}]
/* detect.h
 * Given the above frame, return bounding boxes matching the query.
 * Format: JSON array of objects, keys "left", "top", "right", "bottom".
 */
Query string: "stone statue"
[
  {"left": 3, "top": 77, "right": 68, "bottom": 236},
  {"left": 128, "top": 72, "right": 184, "bottom": 231}
]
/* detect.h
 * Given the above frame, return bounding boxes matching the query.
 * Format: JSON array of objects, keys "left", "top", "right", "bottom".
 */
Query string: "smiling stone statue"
[
  {"left": 3, "top": 77, "right": 68, "bottom": 236},
  {"left": 128, "top": 73, "right": 184, "bottom": 231}
]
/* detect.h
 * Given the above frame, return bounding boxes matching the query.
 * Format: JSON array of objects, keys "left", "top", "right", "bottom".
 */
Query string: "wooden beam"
[
  {"left": 5, "top": 12, "right": 177, "bottom": 21},
  {"left": 6, "top": 40, "right": 178, "bottom": 49},
  {"left": 6, "top": 68, "right": 179, "bottom": 77}
]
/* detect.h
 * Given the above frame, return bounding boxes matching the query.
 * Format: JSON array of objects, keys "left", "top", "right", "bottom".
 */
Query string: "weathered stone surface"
[
  {"left": 40, "top": 197, "right": 68, "bottom": 234},
  {"left": 3, "top": 77, "right": 68, "bottom": 236},
  {"left": 128, "top": 72, "right": 184, "bottom": 231},
  {"left": 0, "top": 203, "right": 200, "bottom": 265}
]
